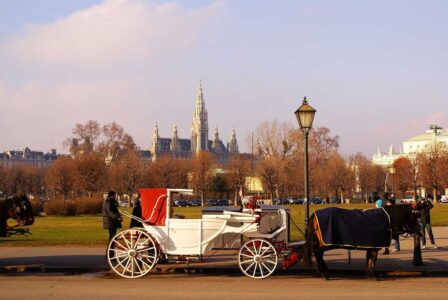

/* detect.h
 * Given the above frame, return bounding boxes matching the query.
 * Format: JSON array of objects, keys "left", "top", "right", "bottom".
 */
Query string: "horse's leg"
[
  {"left": 314, "top": 250, "right": 329, "bottom": 280},
  {"left": 365, "top": 250, "right": 378, "bottom": 280}
]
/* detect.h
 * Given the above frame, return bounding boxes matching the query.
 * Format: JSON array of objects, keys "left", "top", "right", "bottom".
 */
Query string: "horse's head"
[
  {"left": 384, "top": 204, "right": 420, "bottom": 236},
  {"left": 10, "top": 195, "right": 34, "bottom": 226}
]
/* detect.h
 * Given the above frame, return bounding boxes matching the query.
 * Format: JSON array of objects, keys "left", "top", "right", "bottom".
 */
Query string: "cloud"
[
  {"left": 0, "top": 0, "right": 224, "bottom": 151},
  {"left": 1, "top": 0, "right": 222, "bottom": 72}
]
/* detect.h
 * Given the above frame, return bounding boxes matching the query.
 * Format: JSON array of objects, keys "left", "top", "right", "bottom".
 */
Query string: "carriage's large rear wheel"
[
  {"left": 238, "top": 239, "right": 278, "bottom": 279},
  {"left": 107, "top": 229, "right": 158, "bottom": 279}
]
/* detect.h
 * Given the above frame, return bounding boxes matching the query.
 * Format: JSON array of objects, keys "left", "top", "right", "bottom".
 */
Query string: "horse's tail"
[{"left": 300, "top": 213, "right": 315, "bottom": 267}]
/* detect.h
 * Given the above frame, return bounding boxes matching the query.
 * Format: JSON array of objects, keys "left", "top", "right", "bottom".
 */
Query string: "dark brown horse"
[
  {"left": 0, "top": 195, "right": 34, "bottom": 237},
  {"left": 303, "top": 204, "right": 420, "bottom": 279}
]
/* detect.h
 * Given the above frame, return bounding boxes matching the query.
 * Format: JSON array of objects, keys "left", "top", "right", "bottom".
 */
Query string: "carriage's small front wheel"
[
  {"left": 238, "top": 239, "right": 278, "bottom": 279},
  {"left": 107, "top": 229, "right": 158, "bottom": 279}
]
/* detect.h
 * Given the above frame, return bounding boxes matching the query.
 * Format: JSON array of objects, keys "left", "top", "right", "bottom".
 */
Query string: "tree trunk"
[{"left": 201, "top": 190, "right": 205, "bottom": 207}]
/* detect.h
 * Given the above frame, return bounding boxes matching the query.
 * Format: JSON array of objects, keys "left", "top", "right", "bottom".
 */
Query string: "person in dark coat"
[
  {"left": 102, "top": 191, "right": 122, "bottom": 243},
  {"left": 130, "top": 196, "right": 143, "bottom": 228},
  {"left": 418, "top": 195, "right": 437, "bottom": 249}
]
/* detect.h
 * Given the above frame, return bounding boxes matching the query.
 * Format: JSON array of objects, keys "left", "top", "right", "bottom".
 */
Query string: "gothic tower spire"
[
  {"left": 150, "top": 123, "right": 161, "bottom": 156},
  {"left": 171, "top": 124, "right": 180, "bottom": 152},
  {"left": 191, "top": 80, "right": 209, "bottom": 153},
  {"left": 227, "top": 127, "right": 239, "bottom": 153}
]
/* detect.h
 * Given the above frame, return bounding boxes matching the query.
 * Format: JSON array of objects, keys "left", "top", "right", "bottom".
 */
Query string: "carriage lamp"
[{"left": 295, "top": 97, "right": 316, "bottom": 238}]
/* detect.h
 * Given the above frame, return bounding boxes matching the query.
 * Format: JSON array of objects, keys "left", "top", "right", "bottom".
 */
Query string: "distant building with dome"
[
  {"left": 372, "top": 124, "right": 448, "bottom": 166},
  {"left": 149, "top": 81, "right": 239, "bottom": 161}
]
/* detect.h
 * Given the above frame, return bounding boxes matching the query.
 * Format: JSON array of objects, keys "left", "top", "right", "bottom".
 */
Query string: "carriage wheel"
[
  {"left": 238, "top": 239, "right": 278, "bottom": 279},
  {"left": 107, "top": 228, "right": 158, "bottom": 279}
]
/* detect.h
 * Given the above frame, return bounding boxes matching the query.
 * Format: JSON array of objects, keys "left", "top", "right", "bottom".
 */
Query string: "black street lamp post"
[
  {"left": 388, "top": 165, "right": 396, "bottom": 197},
  {"left": 294, "top": 97, "right": 316, "bottom": 238}
]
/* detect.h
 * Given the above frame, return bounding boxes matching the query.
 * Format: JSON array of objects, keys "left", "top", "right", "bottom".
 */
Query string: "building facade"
[
  {"left": 372, "top": 124, "right": 448, "bottom": 166},
  {"left": 150, "top": 81, "right": 239, "bottom": 161},
  {"left": 0, "top": 147, "right": 58, "bottom": 168}
]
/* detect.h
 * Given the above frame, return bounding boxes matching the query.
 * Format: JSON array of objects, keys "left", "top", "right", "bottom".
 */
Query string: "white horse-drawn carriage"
[{"left": 107, "top": 188, "right": 303, "bottom": 279}]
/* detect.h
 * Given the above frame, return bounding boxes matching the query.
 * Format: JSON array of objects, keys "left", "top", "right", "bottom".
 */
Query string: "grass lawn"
[{"left": 1, "top": 204, "right": 448, "bottom": 247}]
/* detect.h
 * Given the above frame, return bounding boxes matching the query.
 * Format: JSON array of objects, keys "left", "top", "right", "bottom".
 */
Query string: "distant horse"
[
  {"left": 0, "top": 195, "right": 34, "bottom": 237},
  {"left": 302, "top": 205, "right": 420, "bottom": 279}
]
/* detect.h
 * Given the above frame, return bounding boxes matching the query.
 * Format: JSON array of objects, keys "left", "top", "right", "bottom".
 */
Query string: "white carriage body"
[
  {"left": 111, "top": 188, "right": 292, "bottom": 279},
  {"left": 128, "top": 188, "right": 287, "bottom": 256}
]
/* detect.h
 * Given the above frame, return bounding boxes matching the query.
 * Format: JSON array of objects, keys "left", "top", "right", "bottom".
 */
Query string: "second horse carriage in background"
[{"left": 107, "top": 188, "right": 304, "bottom": 279}]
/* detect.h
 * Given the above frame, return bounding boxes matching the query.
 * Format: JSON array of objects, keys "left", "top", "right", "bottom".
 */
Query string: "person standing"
[
  {"left": 388, "top": 196, "right": 400, "bottom": 252},
  {"left": 418, "top": 195, "right": 437, "bottom": 249},
  {"left": 103, "top": 191, "right": 122, "bottom": 243},
  {"left": 375, "top": 192, "right": 392, "bottom": 254},
  {"left": 130, "top": 195, "right": 143, "bottom": 228}
]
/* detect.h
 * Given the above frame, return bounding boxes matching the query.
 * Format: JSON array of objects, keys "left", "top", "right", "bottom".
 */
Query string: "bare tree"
[
  {"left": 64, "top": 120, "right": 101, "bottom": 156},
  {"left": 75, "top": 153, "right": 106, "bottom": 197},
  {"left": 326, "top": 154, "right": 356, "bottom": 202},
  {"left": 393, "top": 157, "right": 414, "bottom": 198},
  {"left": 349, "top": 153, "right": 376, "bottom": 202},
  {"left": 150, "top": 156, "right": 191, "bottom": 189},
  {"left": 46, "top": 157, "right": 77, "bottom": 201},
  {"left": 252, "top": 120, "right": 297, "bottom": 159},
  {"left": 65, "top": 120, "right": 136, "bottom": 163},
  {"left": 226, "top": 155, "right": 251, "bottom": 204},
  {"left": 419, "top": 144, "right": 447, "bottom": 202},
  {"left": 256, "top": 156, "right": 282, "bottom": 199},
  {"left": 100, "top": 122, "right": 136, "bottom": 163},
  {"left": 109, "top": 150, "right": 144, "bottom": 206},
  {"left": 190, "top": 152, "right": 216, "bottom": 206}
]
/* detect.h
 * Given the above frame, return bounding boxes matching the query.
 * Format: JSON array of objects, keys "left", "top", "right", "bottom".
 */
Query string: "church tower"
[
  {"left": 171, "top": 124, "right": 180, "bottom": 152},
  {"left": 227, "top": 128, "right": 239, "bottom": 153},
  {"left": 191, "top": 80, "right": 209, "bottom": 153},
  {"left": 150, "top": 123, "right": 161, "bottom": 157}
]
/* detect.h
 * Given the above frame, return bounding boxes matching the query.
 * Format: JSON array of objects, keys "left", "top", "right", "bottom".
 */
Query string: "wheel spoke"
[
  {"left": 138, "top": 257, "right": 152, "bottom": 271},
  {"left": 260, "top": 244, "right": 271, "bottom": 257},
  {"left": 134, "top": 258, "right": 143, "bottom": 274},
  {"left": 240, "top": 259, "right": 254, "bottom": 265},
  {"left": 258, "top": 263, "right": 264, "bottom": 277},
  {"left": 244, "top": 261, "right": 256, "bottom": 273},
  {"left": 122, "top": 258, "right": 132, "bottom": 275},
  {"left": 243, "top": 245, "right": 255, "bottom": 256},
  {"left": 114, "top": 241, "right": 128, "bottom": 251},
  {"left": 263, "top": 259, "right": 277, "bottom": 265},
  {"left": 136, "top": 247, "right": 155, "bottom": 254},
  {"left": 134, "top": 231, "right": 142, "bottom": 250},
  {"left": 252, "top": 240, "right": 258, "bottom": 255},
  {"left": 240, "top": 253, "right": 254, "bottom": 258},
  {"left": 121, "top": 233, "right": 132, "bottom": 249},
  {"left": 262, "top": 253, "right": 276, "bottom": 258},
  {"left": 258, "top": 240, "right": 264, "bottom": 255},
  {"left": 261, "top": 262, "right": 272, "bottom": 273}
]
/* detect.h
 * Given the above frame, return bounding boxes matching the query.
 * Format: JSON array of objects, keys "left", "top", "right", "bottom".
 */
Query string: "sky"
[{"left": 0, "top": 0, "right": 447, "bottom": 157}]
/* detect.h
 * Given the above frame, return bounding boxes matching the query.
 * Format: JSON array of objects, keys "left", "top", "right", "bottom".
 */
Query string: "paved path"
[
  {"left": 1, "top": 227, "right": 447, "bottom": 275},
  {"left": 1, "top": 274, "right": 448, "bottom": 300}
]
